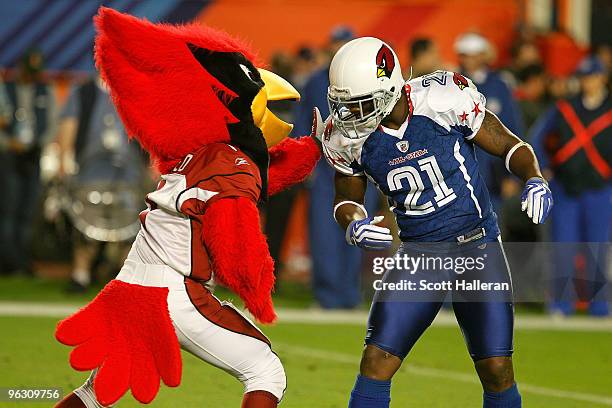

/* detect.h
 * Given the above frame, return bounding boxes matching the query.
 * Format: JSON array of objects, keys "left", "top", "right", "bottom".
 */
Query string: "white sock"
[{"left": 73, "top": 370, "right": 109, "bottom": 408}]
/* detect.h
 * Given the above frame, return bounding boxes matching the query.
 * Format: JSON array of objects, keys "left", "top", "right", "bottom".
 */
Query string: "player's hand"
[
  {"left": 521, "top": 177, "right": 553, "bottom": 224},
  {"left": 346, "top": 215, "right": 393, "bottom": 250}
]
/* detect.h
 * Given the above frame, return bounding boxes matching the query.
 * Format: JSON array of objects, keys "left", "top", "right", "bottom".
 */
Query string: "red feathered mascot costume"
[{"left": 55, "top": 7, "right": 321, "bottom": 408}]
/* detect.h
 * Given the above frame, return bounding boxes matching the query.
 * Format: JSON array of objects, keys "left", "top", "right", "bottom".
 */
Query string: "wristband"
[
  {"left": 333, "top": 200, "right": 368, "bottom": 223},
  {"left": 505, "top": 141, "right": 533, "bottom": 173}
]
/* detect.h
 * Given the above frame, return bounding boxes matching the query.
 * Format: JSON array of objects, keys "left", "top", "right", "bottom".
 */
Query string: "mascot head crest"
[{"left": 94, "top": 7, "right": 299, "bottom": 184}]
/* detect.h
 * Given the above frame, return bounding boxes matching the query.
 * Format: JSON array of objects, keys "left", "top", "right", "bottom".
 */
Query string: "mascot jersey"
[
  {"left": 134, "top": 143, "right": 261, "bottom": 282},
  {"left": 323, "top": 70, "right": 499, "bottom": 242}
]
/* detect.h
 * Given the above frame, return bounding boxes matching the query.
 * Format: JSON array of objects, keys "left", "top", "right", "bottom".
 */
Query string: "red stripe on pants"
[{"left": 184, "top": 278, "right": 271, "bottom": 346}]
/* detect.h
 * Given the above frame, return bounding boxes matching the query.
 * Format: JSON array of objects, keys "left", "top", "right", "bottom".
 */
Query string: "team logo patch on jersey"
[
  {"left": 396, "top": 141, "right": 409, "bottom": 152},
  {"left": 376, "top": 45, "right": 395, "bottom": 79},
  {"left": 235, "top": 157, "right": 249, "bottom": 166},
  {"left": 453, "top": 72, "right": 469, "bottom": 90}
]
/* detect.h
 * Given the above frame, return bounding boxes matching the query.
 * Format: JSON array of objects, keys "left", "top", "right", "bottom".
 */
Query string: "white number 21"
[{"left": 387, "top": 156, "right": 456, "bottom": 216}]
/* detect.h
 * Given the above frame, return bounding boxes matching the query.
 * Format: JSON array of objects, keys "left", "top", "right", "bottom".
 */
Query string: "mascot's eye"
[{"left": 239, "top": 64, "right": 256, "bottom": 82}]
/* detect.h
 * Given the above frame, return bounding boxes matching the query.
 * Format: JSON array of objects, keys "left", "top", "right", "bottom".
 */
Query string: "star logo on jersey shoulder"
[
  {"left": 458, "top": 111, "right": 469, "bottom": 123},
  {"left": 396, "top": 141, "right": 409, "bottom": 152},
  {"left": 472, "top": 102, "right": 482, "bottom": 116}
]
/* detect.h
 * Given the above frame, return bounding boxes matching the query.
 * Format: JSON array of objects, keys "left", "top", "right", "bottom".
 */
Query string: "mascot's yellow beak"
[{"left": 251, "top": 68, "right": 300, "bottom": 147}]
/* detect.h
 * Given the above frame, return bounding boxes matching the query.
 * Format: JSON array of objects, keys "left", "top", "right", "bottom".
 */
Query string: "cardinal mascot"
[{"left": 55, "top": 8, "right": 322, "bottom": 408}]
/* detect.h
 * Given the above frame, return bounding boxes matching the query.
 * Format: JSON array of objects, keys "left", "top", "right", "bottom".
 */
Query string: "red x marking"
[{"left": 553, "top": 100, "right": 612, "bottom": 179}]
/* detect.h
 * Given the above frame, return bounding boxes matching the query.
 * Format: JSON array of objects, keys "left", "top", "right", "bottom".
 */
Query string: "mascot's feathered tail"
[{"left": 55, "top": 7, "right": 320, "bottom": 406}]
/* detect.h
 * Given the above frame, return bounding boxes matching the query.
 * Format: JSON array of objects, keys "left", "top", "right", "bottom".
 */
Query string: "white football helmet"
[{"left": 328, "top": 37, "right": 405, "bottom": 139}]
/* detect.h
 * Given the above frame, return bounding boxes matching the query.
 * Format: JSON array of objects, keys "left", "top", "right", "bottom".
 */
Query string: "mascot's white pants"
[{"left": 77, "top": 261, "right": 286, "bottom": 407}]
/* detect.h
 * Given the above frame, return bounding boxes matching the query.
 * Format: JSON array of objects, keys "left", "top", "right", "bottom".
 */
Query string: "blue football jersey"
[{"left": 322, "top": 70, "right": 500, "bottom": 242}]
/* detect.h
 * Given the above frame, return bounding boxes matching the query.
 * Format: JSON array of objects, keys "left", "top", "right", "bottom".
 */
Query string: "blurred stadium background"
[{"left": 0, "top": 0, "right": 610, "bottom": 407}]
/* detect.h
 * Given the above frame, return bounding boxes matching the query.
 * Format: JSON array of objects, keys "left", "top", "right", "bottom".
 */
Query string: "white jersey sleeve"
[
  {"left": 410, "top": 70, "right": 487, "bottom": 140},
  {"left": 320, "top": 120, "right": 366, "bottom": 176}
]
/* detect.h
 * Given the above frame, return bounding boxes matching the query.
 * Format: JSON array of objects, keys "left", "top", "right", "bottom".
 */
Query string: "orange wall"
[{"left": 197, "top": 0, "right": 522, "bottom": 67}]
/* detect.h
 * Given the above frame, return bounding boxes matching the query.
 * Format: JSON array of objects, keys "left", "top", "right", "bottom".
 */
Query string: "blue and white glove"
[
  {"left": 346, "top": 216, "right": 393, "bottom": 250},
  {"left": 521, "top": 177, "right": 553, "bottom": 224}
]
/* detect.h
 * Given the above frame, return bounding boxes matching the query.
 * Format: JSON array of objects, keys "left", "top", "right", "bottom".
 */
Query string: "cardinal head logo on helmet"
[{"left": 376, "top": 44, "right": 395, "bottom": 79}]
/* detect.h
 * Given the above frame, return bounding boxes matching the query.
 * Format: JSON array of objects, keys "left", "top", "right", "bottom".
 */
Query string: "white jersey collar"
[{"left": 380, "top": 119, "right": 409, "bottom": 139}]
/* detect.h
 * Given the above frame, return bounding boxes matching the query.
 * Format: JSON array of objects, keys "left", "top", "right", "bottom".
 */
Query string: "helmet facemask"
[{"left": 328, "top": 86, "right": 399, "bottom": 139}]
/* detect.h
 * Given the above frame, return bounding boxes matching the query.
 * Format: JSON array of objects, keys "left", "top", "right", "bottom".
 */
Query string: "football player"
[{"left": 319, "top": 38, "right": 553, "bottom": 408}]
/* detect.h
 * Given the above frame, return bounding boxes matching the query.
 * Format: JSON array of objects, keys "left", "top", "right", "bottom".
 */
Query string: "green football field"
[
  {"left": 0, "top": 276, "right": 610, "bottom": 407},
  {"left": 1, "top": 313, "right": 612, "bottom": 407}
]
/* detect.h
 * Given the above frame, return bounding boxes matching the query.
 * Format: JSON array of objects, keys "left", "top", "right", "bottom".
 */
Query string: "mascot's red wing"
[
  {"left": 200, "top": 197, "right": 276, "bottom": 323},
  {"left": 267, "top": 136, "right": 321, "bottom": 196},
  {"left": 55, "top": 280, "right": 182, "bottom": 405}
]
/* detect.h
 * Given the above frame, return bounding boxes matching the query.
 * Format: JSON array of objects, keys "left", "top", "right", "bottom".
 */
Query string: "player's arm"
[
  {"left": 472, "top": 109, "right": 553, "bottom": 224},
  {"left": 334, "top": 172, "right": 392, "bottom": 250},
  {"left": 472, "top": 109, "right": 541, "bottom": 182},
  {"left": 334, "top": 172, "right": 367, "bottom": 229}
]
